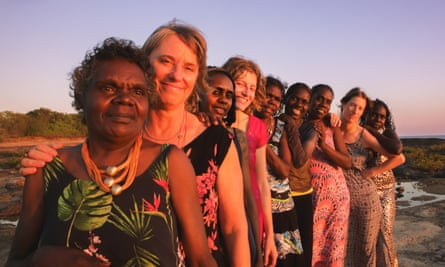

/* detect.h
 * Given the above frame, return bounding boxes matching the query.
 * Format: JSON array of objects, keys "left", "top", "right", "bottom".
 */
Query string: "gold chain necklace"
[
  {"left": 81, "top": 133, "right": 142, "bottom": 195},
  {"left": 144, "top": 112, "right": 187, "bottom": 142}
]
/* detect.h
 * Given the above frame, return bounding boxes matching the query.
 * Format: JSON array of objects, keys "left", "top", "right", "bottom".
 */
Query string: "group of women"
[{"left": 8, "top": 20, "right": 405, "bottom": 267}]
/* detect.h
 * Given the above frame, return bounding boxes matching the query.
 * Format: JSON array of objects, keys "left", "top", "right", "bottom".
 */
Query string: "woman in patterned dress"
[
  {"left": 19, "top": 22, "right": 250, "bottom": 266},
  {"left": 198, "top": 67, "right": 263, "bottom": 266},
  {"left": 339, "top": 88, "right": 405, "bottom": 267},
  {"left": 300, "top": 84, "right": 352, "bottom": 267},
  {"left": 255, "top": 76, "right": 304, "bottom": 266},
  {"left": 7, "top": 38, "right": 215, "bottom": 267},
  {"left": 364, "top": 98, "right": 403, "bottom": 267}
]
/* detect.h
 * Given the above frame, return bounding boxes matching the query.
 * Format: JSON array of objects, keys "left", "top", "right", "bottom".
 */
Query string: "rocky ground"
[{"left": 0, "top": 137, "right": 444, "bottom": 266}]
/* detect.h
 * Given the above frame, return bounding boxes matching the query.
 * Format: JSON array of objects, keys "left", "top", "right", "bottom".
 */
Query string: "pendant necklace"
[
  {"left": 81, "top": 133, "right": 142, "bottom": 195},
  {"left": 145, "top": 112, "right": 187, "bottom": 143}
]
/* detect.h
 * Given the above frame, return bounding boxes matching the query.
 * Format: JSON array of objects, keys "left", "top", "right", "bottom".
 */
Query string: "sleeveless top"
[
  {"left": 183, "top": 125, "right": 232, "bottom": 266},
  {"left": 267, "top": 118, "right": 294, "bottom": 213},
  {"left": 39, "top": 145, "right": 183, "bottom": 267},
  {"left": 246, "top": 115, "right": 269, "bottom": 241}
]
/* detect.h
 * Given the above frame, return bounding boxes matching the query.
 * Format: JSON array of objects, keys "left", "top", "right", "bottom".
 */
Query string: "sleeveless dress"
[
  {"left": 39, "top": 145, "right": 184, "bottom": 267},
  {"left": 310, "top": 127, "right": 350, "bottom": 267},
  {"left": 267, "top": 118, "right": 303, "bottom": 266},
  {"left": 246, "top": 115, "right": 269, "bottom": 243},
  {"left": 183, "top": 125, "right": 232, "bottom": 266},
  {"left": 370, "top": 153, "right": 398, "bottom": 267},
  {"left": 344, "top": 131, "right": 383, "bottom": 267}
]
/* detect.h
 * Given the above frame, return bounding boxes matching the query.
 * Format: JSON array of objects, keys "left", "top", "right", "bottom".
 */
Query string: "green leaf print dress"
[{"left": 39, "top": 145, "right": 184, "bottom": 267}]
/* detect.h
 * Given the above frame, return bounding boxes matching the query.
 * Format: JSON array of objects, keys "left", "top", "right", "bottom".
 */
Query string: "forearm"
[
  {"left": 258, "top": 179, "right": 274, "bottom": 238},
  {"left": 266, "top": 146, "right": 290, "bottom": 178},
  {"left": 320, "top": 143, "right": 351, "bottom": 169},
  {"left": 284, "top": 121, "right": 308, "bottom": 167},
  {"left": 364, "top": 153, "right": 405, "bottom": 178},
  {"left": 221, "top": 220, "right": 250, "bottom": 267},
  {"left": 370, "top": 128, "right": 403, "bottom": 154}
]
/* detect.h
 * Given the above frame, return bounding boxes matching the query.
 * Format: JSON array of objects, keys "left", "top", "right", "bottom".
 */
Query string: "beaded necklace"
[{"left": 81, "top": 133, "right": 142, "bottom": 195}]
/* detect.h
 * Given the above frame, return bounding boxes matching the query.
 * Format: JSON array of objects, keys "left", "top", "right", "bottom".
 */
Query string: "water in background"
[
  {"left": 401, "top": 135, "right": 445, "bottom": 139},
  {"left": 396, "top": 181, "right": 445, "bottom": 209}
]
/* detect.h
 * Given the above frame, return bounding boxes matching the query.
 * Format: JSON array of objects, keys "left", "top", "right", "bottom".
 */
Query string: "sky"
[{"left": 1, "top": 0, "right": 444, "bottom": 137}]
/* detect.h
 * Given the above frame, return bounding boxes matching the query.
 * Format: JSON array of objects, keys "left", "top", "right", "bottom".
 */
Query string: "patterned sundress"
[
  {"left": 311, "top": 127, "right": 350, "bottom": 267},
  {"left": 39, "top": 145, "right": 184, "bottom": 267},
  {"left": 370, "top": 153, "right": 398, "bottom": 267},
  {"left": 267, "top": 118, "right": 303, "bottom": 267},
  {"left": 183, "top": 125, "right": 232, "bottom": 266},
  {"left": 344, "top": 131, "right": 383, "bottom": 267}
]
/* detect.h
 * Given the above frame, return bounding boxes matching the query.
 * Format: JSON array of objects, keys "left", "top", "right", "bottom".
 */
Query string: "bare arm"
[
  {"left": 255, "top": 145, "right": 278, "bottom": 267},
  {"left": 266, "top": 130, "right": 291, "bottom": 179},
  {"left": 361, "top": 130, "right": 406, "bottom": 179},
  {"left": 218, "top": 142, "right": 250, "bottom": 267},
  {"left": 6, "top": 169, "right": 45, "bottom": 267},
  {"left": 168, "top": 147, "right": 217, "bottom": 267},
  {"left": 279, "top": 114, "right": 308, "bottom": 167},
  {"left": 7, "top": 167, "right": 107, "bottom": 267},
  {"left": 322, "top": 126, "right": 352, "bottom": 169},
  {"left": 365, "top": 126, "right": 403, "bottom": 155}
]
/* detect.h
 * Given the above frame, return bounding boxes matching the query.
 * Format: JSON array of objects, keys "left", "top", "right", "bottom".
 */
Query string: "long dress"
[
  {"left": 246, "top": 115, "right": 269, "bottom": 242},
  {"left": 310, "top": 127, "right": 350, "bottom": 267},
  {"left": 280, "top": 113, "right": 313, "bottom": 267},
  {"left": 183, "top": 125, "right": 232, "bottom": 266},
  {"left": 344, "top": 131, "right": 383, "bottom": 267},
  {"left": 39, "top": 145, "right": 184, "bottom": 267},
  {"left": 267, "top": 118, "right": 303, "bottom": 266},
  {"left": 370, "top": 153, "right": 398, "bottom": 267}
]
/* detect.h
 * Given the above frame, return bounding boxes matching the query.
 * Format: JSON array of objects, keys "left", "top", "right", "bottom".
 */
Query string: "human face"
[
  {"left": 234, "top": 71, "right": 257, "bottom": 111},
  {"left": 285, "top": 89, "right": 310, "bottom": 120},
  {"left": 260, "top": 85, "right": 282, "bottom": 118},
  {"left": 308, "top": 88, "right": 333, "bottom": 120},
  {"left": 83, "top": 59, "right": 149, "bottom": 140},
  {"left": 201, "top": 73, "right": 234, "bottom": 119},
  {"left": 366, "top": 104, "right": 387, "bottom": 130},
  {"left": 341, "top": 96, "right": 367, "bottom": 124},
  {"left": 148, "top": 34, "right": 199, "bottom": 109}
]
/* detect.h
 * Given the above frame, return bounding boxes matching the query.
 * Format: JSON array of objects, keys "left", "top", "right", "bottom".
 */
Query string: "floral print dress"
[
  {"left": 39, "top": 145, "right": 183, "bottom": 267},
  {"left": 183, "top": 125, "right": 232, "bottom": 266}
]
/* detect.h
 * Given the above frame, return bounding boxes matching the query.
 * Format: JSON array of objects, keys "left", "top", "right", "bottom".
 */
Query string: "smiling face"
[
  {"left": 83, "top": 59, "right": 149, "bottom": 139},
  {"left": 308, "top": 87, "right": 333, "bottom": 120},
  {"left": 341, "top": 96, "right": 367, "bottom": 124},
  {"left": 234, "top": 70, "right": 257, "bottom": 111},
  {"left": 148, "top": 34, "right": 199, "bottom": 109},
  {"left": 366, "top": 103, "right": 387, "bottom": 130},
  {"left": 200, "top": 72, "right": 234, "bottom": 119},
  {"left": 285, "top": 88, "right": 310, "bottom": 120},
  {"left": 260, "top": 85, "right": 283, "bottom": 118}
]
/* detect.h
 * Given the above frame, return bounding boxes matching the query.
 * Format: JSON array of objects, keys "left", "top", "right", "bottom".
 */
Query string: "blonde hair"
[
  {"left": 142, "top": 20, "right": 208, "bottom": 109},
  {"left": 222, "top": 56, "right": 265, "bottom": 114}
]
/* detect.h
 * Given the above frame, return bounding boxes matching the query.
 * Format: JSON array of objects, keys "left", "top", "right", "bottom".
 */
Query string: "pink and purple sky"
[{"left": 1, "top": 1, "right": 444, "bottom": 136}]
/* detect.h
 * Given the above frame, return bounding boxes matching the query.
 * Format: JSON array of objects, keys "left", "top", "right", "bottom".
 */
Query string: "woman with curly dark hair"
[
  {"left": 364, "top": 98, "right": 403, "bottom": 267},
  {"left": 7, "top": 37, "right": 216, "bottom": 267}
]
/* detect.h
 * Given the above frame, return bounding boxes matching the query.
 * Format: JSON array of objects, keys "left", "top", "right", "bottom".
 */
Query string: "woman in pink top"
[{"left": 223, "top": 56, "right": 278, "bottom": 267}]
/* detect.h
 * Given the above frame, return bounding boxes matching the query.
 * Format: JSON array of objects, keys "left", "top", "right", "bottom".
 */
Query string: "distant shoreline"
[{"left": 401, "top": 135, "right": 445, "bottom": 139}]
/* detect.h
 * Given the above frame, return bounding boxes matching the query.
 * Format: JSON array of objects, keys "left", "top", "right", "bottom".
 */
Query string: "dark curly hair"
[
  {"left": 370, "top": 98, "right": 396, "bottom": 131},
  {"left": 204, "top": 67, "right": 237, "bottom": 126},
  {"left": 70, "top": 37, "right": 151, "bottom": 120}
]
